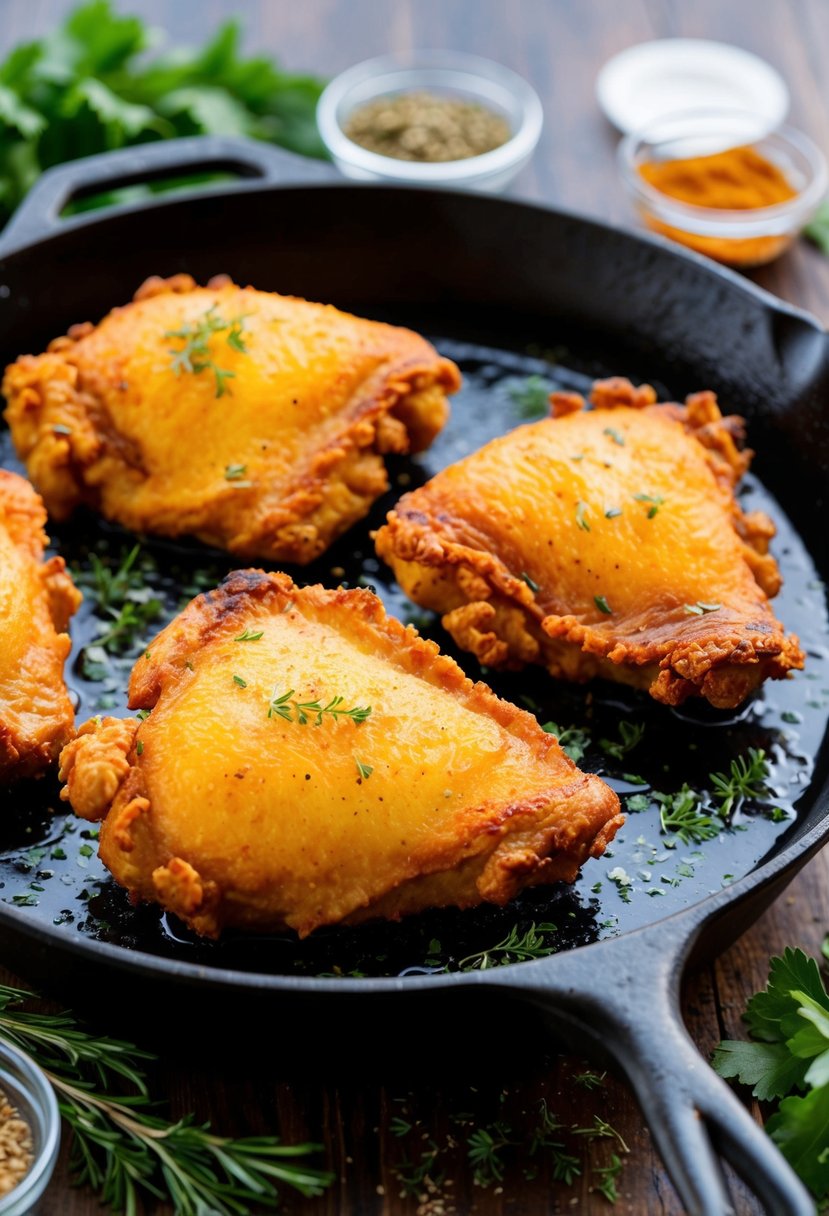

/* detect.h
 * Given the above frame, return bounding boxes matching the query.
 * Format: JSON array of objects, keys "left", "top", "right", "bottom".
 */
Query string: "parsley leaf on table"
[
  {"left": 0, "top": 0, "right": 327, "bottom": 229},
  {"left": 712, "top": 947, "right": 829, "bottom": 1201}
]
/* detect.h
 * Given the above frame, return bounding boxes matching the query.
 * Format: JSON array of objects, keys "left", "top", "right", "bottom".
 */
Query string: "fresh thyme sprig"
[
  {"left": 456, "top": 922, "right": 557, "bottom": 971},
  {"left": 267, "top": 689, "right": 372, "bottom": 726},
  {"left": 166, "top": 305, "right": 249, "bottom": 398},
  {"left": 709, "top": 747, "right": 770, "bottom": 819},
  {"left": 75, "top": 544, "right": 163, "bottom": 659},
  {"left": 0, "top": 984, "right": 333, "bottom": 1214}
]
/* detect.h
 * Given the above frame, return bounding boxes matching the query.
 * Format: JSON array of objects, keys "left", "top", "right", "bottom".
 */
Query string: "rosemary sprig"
[
  {"left": 267, "top": 689, "right": 372, "bottom": 726},
  {"left": 656, "top": 784, "right": 720, "bottom": 844},
  {"left": 709, "top": 747, "right": 770, "bottom": 819},
  {"left": 166, "top": 305, "right": 249, "bottom": 398},
  {"left": 0, "top": 984, "right": 332, "bottom": 1214},
  {"left": 456, "top": 922, "right": 557, "bottom": 971}
]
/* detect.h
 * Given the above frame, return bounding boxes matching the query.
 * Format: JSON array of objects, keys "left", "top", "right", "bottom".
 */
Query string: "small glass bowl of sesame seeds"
[
  {"left": 0, "top": 1041, "right": 59, "bottom": 1215},
  {"left": 317, "top": 51, "right": 543, "bottom": 192}
]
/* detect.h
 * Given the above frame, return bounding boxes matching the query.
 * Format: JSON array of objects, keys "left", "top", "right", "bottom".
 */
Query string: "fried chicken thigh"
[
  {"left": 59, "top": 572, "right": 621, "bottom": 937},
  {"left": 375, "top": 378, "right": 803, "bottom": 708},
  {"left": 0, "top": 470, "right": 80, "bottom": 781},
  {"left": 3, "top": 275, "right": 460, "bottom": 563}
]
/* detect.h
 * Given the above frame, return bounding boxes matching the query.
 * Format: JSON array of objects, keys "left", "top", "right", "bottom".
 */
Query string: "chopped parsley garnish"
[
  {"left": 267, "top": 689, "right": 372, "bottom": 726},
  {"left": 74, "top": 544, "right": 162, "bottom": 658},
  {"left": 575, "top": 501, "right": 591, "bottom": 531},
  {"left": 224, "top": 463, "right": 248, "bottom": 480},
  {"left": 542, "top": 721, "right": 590, "bottom": 764},
  {"left": 604, "top": 506, "right": 622, "bottom": 519},
  {"left": 684, "top": 601, "right": 723, "bottom": 615},
  {"left": 599, "top": 721, "right": 644, "bottom": 760},
  {"left": 355, "top": 759, "right": 373, "bottom": 779},
  {"left": 234, "top": 629, "right": 263, "bottom": 642},
  {"left": 520, "top": 571, "right": 540, "bottom": 593},
  {"left": 166, "top": 305, "right": 248, "bottom": 398},
  {"left": 232, "top": 675, "right": 247, "bottom": 688},
  {"left": 136, "top": 740, "right": 144, "bottom": 756},
  {"left": 594, "top": 595, "right": 612, "bottom": 614},
  {"left": 603, "top": 426, "right": 625, "bottom": 446}
]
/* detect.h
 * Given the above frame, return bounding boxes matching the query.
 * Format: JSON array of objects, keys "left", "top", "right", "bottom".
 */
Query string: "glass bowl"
[
  {"left": 0, "top": 1041, "right": 60, "bottom": 1215},
  {"left": 618, "top": 109, "right": 828, "bottom": 266},
  {"left": 317, "top": 51, "right": 543, "bottom": 192}
]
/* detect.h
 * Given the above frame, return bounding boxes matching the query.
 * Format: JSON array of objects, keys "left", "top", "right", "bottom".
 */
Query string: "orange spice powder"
[
  {"left": 637, "top": 145, "right": 798, "bottom": 266},
  {"left": 639, "top": 145, "right": 797, "bottom": 210}
]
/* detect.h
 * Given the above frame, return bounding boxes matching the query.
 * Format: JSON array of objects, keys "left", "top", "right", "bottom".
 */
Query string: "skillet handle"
[
  {"left": 0, "top": 135, "right": 338, "bottom": 251},
  {"left": 493, "top": 925, "right": 815, "bottom": 1216}
]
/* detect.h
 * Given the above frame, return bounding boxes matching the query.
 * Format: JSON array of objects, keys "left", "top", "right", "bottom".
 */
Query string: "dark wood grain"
[{"left": 1, "top": 2, "right": 828, "bottom": 1213}]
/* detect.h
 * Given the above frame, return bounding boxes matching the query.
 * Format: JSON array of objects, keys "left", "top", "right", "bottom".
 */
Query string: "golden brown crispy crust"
[
  {"left": 0, "top": 470, "right": 81, "bottom": 781},
  {"left": 375, "top": 378, "right": 804, "bottom": 709},
  {"left": 3, "top": 274, "right": 460, "bottom": 563},
  {"left": 59, "top": 572, "right": 621, "bottom": 938}
]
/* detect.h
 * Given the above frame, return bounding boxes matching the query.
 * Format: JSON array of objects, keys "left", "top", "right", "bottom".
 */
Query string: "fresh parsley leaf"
[
  {"left": 542, "top": 721, "right": 590, "bottom": 764},
  {"left": 805, "top": 200, "right": 829, "bottom": 256},
  {"left": 594, "top": 595, "right": 612, "bottom": 614},
  {"left": 599, "top": 720, "right": 644, "bottom": 760},
  {"left": 766, "top": 1086, "right": 829, "bottom": 1197},
  {"left": 355, "top": 759, "right": 373, "bottom": 780}
]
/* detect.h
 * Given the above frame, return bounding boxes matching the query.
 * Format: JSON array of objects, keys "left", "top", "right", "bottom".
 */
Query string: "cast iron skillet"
[{"left": 1, "top": 137, "right": 829, "bottom": 1216}]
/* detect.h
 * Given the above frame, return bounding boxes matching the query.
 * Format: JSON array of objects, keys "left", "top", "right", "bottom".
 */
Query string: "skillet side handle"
[
  {"left": 0, "top": 135, "right": 339, "bottom": 253},
  {"left": 493, "top": 927, "right": 815, "bottom": 1216}
]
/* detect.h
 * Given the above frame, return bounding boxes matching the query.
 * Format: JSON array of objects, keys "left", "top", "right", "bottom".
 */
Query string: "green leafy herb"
[
  {"left": 0, "top": 2, "right": 327, "bottom": 232},
  {"left": 713, "top": 948, "right": 829, "bottom": 1201},
  {"left": 224, "top": 463, "right": 248, "bottom": 480},
  {"left": 604, "top": 506, "right": 622, "bottom": 519},
  {"left": 355, "top": 759, "right": 373, "bottom": 780},
  {"left": 633, "top": 492, "right": 664, "bottom": 519},
  {"left": 467, "top": 1123, "right": 514, "bottom": 1185},
  {"left": 594, "top": 594, "right": 612, "bottom": 614},
  {"left": 135, "top": 740, "right": 144, "bottom": 756},
  {"left": 542, "top": 720, "right": 590, "bottom": 765},
  {"left": 0, "top": 981, "right": 332, "bottom": 1212},
  {"left": 603, "top": 426, "right": 625, "bottom": 446},
  {"left": 167, "top": 305, "right": 248, "bottom": 397},
  {"left": 234, "top": 629, "right": 263, "bottom": 642},
  {"left": 575, "top": 500, "right": 591, "bottom": 531},
  {"left": 572, "top": 1070, "right": 606, "bottom": 1090},
  {"left": 74, "top": 544, "right": 162, "bottom": 658},
  {"left": 683, "top": 601, "right": 722, "bottom": 615},
  {"left": 599, "top": 721, "right": 644, "bottom": 760},
  {"left": 267, "top": 689, "right": 372, "bottom": 726},
  {"left": 393, "top": 1139, "right": 442, "bottom": 1197},
  {"left": 520, "top": 571, "right": 540, "bottom": 593},
  {"left": 232, "top": 674, "right": 247, "bottom": 688},
  {"left": 529, "top": 1102, "right": 582, "bottom": 1184},
  {"left": 805, "top": 200, "right": 829, "bottom": 256},
  {"left": 457, "top": 922, "right": 557, "bottom": 971},
  {"left": 656, "top": 784, "right": 720, "bottom": 844},
  {"left": 709, "top": 748, "right": 770, "bottom": 819},
  {"left": 508, "top": 374, "right": 553, "bottom": 418}
]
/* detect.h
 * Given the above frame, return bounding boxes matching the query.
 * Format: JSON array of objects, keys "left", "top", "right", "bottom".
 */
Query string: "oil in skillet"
[{"left": 0, "top": 339, "right": 825, "bottom": 978}]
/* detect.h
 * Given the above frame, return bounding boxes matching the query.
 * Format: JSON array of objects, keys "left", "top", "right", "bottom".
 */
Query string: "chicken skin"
[
  {"left": 375, "top": 378, "right": 804, "bottom": 709},
  {"left": 58, "top": 571, "right": 621, "bottom": 938},
  {"left": 0, "top": 470, "right": 81, "bottom": 781},
  {"left": 3, "top": 274, "right": 460, "bottom": 564}
]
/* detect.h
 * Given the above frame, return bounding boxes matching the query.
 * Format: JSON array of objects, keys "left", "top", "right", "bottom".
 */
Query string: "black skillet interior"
[{"left": 0, "top": 145, "right": 828, "bottom": 1010}]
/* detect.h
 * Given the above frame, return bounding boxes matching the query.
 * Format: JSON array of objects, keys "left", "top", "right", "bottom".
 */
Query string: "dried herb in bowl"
[{"left": 343, "top": 91, "right": 511, "bottom": 162}]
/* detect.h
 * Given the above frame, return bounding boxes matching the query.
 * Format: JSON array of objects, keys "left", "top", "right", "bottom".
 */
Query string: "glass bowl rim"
[{"left": 0, "top": 1037, "right": 60, "bottom": 1212}]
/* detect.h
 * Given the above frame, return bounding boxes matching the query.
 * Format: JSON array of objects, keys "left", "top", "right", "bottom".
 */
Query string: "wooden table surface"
[{"left": 2, "top": 1, "right": 828, "bottom": 1213}]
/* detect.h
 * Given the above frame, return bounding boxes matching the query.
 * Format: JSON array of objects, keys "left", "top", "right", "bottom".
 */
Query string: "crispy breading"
[
  {"left": 375, "top": 378, "right": 804, "bottom": 709},
  {"left": 0, "top": 470, "right": 80, "bottom": 781},
  {"left": 58, "top": 572, "right": 621, "bottom": 938},
  {"left": 3, "top": 274, "right": 460, "bottom": 563}
]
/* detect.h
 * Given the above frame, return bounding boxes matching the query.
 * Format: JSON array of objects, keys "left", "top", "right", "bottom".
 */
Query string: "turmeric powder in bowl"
[{"left": 618, "top": 112, "right": 828, "bottom": 267}]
